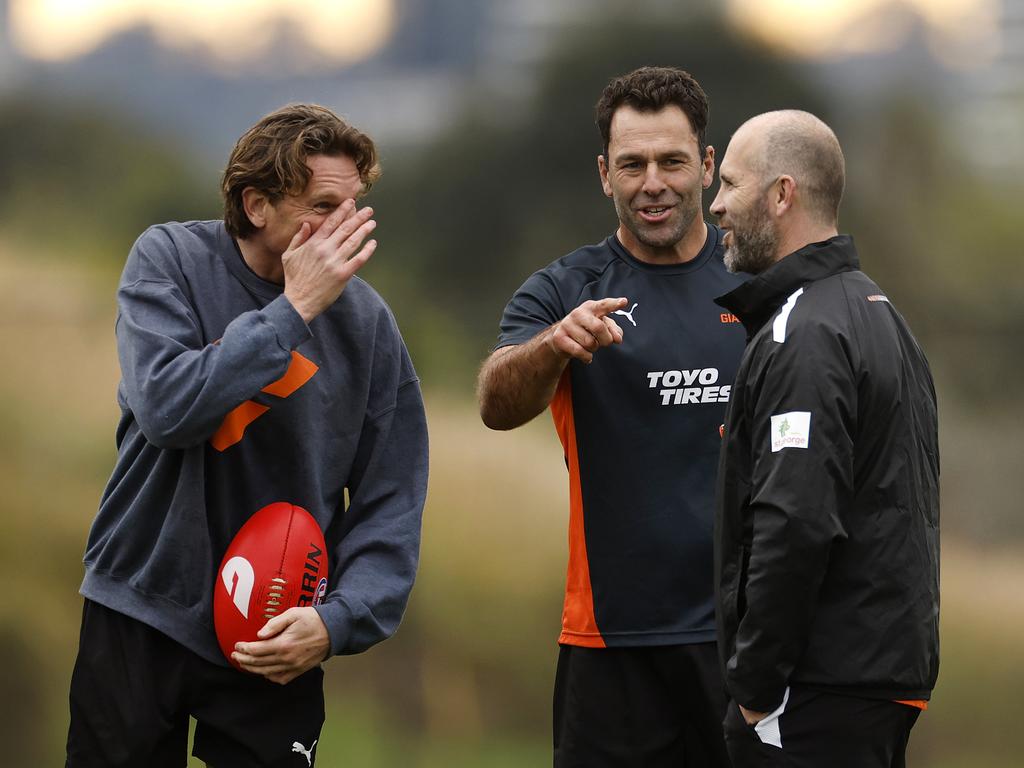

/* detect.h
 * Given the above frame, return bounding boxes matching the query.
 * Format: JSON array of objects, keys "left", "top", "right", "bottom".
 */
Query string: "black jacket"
[{"left": 714, "top": 236, "right": 939, "bottom": 712}]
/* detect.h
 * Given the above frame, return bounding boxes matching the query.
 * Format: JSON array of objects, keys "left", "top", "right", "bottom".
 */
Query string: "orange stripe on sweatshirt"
[
  {"left": 262, "top": 351, "right": 319, "bottom": 397},
  {"left": 550, "top": 371, "right": 605, "bottom": 648},
  {"left": 210, "top": 351, "right": 319, "bottom": 451},
  {"left": 210, "top": 400, "right": 270, "bottom": 452}
]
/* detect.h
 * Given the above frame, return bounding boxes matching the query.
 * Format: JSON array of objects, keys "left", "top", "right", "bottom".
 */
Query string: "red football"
[{"left": 213, "top": 502, "right": 329, "bottom": 668}]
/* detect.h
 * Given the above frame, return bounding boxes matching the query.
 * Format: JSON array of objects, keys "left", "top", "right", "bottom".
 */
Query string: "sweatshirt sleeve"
[
  {"left": 314, "top": 328, "right": 429, "bottom": 657},
  {"left": 116, "top": 227, "right": 311, "bottom": 449},
  {"left": 727, "top": 313, "right": 856, "bottom": 712}
]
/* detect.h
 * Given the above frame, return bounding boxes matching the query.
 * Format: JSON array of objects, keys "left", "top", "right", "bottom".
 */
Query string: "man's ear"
[
  {"left": 241, "top": 187, "right": 270, "bottom": 230},
  {"left": 774, "top": 175, "right": 797, "bottom": 216},
  {"left": 702, "top": 145, "right": 716, "bottom": 190},
  {"left": 597, "top": 154, "right": 613, "bottom": 198}
]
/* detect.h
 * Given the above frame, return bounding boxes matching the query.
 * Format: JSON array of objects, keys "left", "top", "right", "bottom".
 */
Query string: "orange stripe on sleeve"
[
  {"left": 550, "top": 370, "right": 605, "bottom": 648},
  {"left": 210, "top": 400, "right": 270, "bottom": 452},
  {"left": 261, "top": 351, "right": 319, "bottom": 398},
  {"left": 209, "top": 352, "right": 318, "bottom": 452}
]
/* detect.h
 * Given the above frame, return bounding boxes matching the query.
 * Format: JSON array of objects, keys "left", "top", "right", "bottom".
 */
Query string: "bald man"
[{"left": 709, "top": 111, "right": 939, "bottom": 767}]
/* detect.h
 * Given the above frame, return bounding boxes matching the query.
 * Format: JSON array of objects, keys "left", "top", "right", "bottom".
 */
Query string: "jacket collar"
[{"left": 715, "top": 235, "right": 860, "bottom": 338}]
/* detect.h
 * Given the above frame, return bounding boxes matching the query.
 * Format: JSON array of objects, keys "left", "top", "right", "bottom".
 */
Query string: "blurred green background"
[{"left": 2, "top": 1, "right": 1023, "bottom": 765}]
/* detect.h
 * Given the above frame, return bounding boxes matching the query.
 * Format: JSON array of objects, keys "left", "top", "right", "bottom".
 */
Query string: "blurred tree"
[
  {"left": 0, "top": 626, "right": 47, "bottom": 767},
  {"left": 0, "top": 94, "right": 219, "bottom": 266},
  {"left": 840, "top": 93, "right": 1024, "bottom": 402}
]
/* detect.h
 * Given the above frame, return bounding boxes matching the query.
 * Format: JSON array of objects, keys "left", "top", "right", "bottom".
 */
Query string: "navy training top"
[{"left": 497, "top": 225, "right": 747, "bottom": 647}]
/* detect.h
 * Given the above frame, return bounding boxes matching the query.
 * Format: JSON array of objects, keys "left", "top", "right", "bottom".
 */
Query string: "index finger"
[
  {"left": 588, "top": 297, "right": 629, "bottom": 318},
  {"left": 311, "top": 198, "right": 357, "bottom": 240}
]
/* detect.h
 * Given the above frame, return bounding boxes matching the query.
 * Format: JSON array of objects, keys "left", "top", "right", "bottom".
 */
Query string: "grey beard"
[{"left": 724, "top": 218, "right": 777, "bottom": 275}]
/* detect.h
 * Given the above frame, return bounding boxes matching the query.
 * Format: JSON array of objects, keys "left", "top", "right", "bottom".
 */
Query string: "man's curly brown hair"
[
  {"left": 595, "top": 66, "right": 709, "bottom": 160},
  {"left": 222, "top": 104, "right": 381, "bottom": 239}
]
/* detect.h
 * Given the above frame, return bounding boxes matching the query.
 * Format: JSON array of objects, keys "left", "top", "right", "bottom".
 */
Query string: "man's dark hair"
[
  {"left": 595, "top": 66, "right": 709, "bottom": 159},
  {"left": 222, "top": 104, "right": 381, "bottom": 239}
]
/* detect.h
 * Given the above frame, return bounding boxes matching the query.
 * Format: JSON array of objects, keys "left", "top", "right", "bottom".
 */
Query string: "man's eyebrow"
[
  {"left": 613, "top": 148, "right": 693, "bottom": 164},
  {"left": 612, "top": 151, "right": 643, "bottom": 163},
  {"left": 308, "top": 191, "right": 343, "bottom": 203}
]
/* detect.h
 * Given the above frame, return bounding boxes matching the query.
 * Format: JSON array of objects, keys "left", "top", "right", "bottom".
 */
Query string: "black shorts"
[
  {"left": 722, "top": 686, "right": 921, "bottom": 768},
  {"left": 66, "top": 599, "right": 325, "bottom": 768},
  {"left": 553, "top": 642, "right": 731, "bottom": 767}
]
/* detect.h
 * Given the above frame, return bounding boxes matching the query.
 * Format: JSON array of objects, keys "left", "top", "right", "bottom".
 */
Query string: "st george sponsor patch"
[{"left": 770, "top": 411, "right": 811, "bottom": 452}]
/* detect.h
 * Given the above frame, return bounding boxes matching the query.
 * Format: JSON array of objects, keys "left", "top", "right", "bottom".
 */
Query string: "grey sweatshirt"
[{"left": 81, "top": 220, "right": 428, "bottom": 665}]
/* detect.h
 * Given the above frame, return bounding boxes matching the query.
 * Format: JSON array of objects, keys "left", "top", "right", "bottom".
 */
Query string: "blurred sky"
[
  {"left": 9, "top": 0, "right": 393, "bottom": 64},
  {"left": 9, "top": 0, "right": 998, "bottom": 68},
  {"left": 731, "top": 0, "right": 997, "bottom": 68}
]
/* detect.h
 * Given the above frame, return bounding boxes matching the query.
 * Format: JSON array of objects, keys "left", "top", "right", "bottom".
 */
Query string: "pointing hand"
[{"left": 548, "top": 297, "right": 628, "bottom": 364}]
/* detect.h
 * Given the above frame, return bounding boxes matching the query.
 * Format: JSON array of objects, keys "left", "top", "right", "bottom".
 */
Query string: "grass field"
[{"left": 2, "top": 245, "right": 1022, "bottom": 766}]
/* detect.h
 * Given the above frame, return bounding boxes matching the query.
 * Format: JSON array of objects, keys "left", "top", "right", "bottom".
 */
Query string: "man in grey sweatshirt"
[{"left": 65, "top": 104, "right": 429, "bottom": 768}]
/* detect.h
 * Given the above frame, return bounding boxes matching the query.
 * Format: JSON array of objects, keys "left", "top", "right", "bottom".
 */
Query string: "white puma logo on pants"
[{"left": 292, "top": 739, "right": 317, "bottom": 766}]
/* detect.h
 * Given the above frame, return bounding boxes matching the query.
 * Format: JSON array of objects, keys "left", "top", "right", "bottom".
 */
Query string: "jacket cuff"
[{"left": 728, "top": 671, "right": 788, "bottom": 713}]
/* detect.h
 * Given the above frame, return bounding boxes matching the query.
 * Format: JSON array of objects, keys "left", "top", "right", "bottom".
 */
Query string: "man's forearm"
[{"left": 478, "top": 326, "right": 568, "bottom": 430}]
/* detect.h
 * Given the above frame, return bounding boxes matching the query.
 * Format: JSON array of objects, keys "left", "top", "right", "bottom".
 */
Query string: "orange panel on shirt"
[
  {"left": 210, "top": 400, "right": 270, "bottom": 452},
  {"left": 550, "top": 371, "right": 605, "bottom": 648},
  {"left": 262, "top": 351, "right": 319, "bottom": 397}
]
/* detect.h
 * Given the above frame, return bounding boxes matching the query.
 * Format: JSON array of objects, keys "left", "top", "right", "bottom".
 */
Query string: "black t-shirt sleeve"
[{"left": 496, "top": 268, "right": 567, "bottom": 349}]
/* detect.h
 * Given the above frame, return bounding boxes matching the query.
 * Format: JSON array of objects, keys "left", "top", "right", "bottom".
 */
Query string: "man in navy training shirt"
[{"left": 478, "top": 66, "right": 746, "bottom": 766}]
